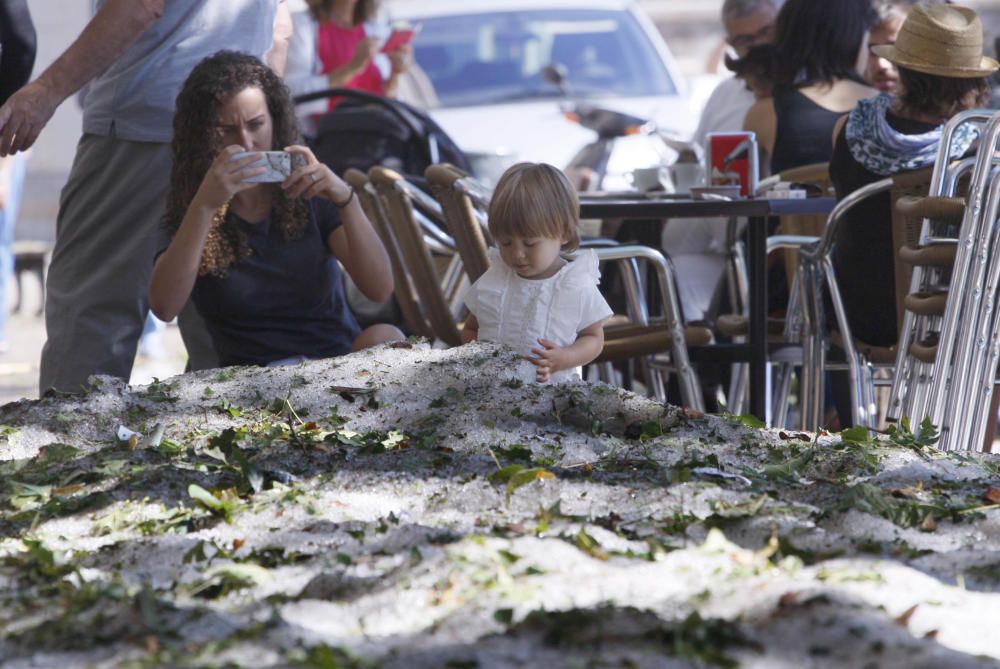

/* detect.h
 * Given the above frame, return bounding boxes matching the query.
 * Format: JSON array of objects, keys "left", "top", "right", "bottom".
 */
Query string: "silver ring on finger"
[{"left": 310, "top": 173, "right": 318, "bottom": 183}]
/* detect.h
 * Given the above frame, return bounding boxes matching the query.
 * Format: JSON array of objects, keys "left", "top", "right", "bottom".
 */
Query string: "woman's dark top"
[
  {"left": 0, "top": 0, "right": 36, "bottom": 105},
  {"left": 190, "top": 197, "right": 361, "bottom": 366},
  {"left": 829, "top": 112, "right": 938, "bottom": 347},
  {"left": 770, "top": 86, "right": 845, "bottom": 174}
]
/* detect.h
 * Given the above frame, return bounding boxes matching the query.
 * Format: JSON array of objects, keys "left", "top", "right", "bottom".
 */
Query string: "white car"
[{"left": 384, "top": 0, "right": 694, "bottom": 186}]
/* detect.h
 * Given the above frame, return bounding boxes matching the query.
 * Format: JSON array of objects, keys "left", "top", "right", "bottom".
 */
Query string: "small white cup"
[
  {"left": 629, "top": 166, "right": 669, "bottom": 192},
  {"left": 670, "top": 162, "right": 703, "bottom": 193}
]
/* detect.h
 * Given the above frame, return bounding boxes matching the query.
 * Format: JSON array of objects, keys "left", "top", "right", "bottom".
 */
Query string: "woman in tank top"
[{"left": 743, "top": 0, "right": 878, "bottom": 175}]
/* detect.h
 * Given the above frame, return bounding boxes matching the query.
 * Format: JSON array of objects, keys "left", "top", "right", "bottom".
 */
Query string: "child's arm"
[
  {"left": 461, "top": 313, "right": 479, "bottom": 344},
  {"left": 528, "top": 319, "right": 605, "bottom": 383}
]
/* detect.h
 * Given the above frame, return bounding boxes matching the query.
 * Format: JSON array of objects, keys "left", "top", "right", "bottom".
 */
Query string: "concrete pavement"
[{"left": 0, "top": 274, "right": 187, "bottom": 404}]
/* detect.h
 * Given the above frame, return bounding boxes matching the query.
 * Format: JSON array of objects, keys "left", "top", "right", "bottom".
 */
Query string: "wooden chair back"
[
  {"left": 344, "top": 168, "right": 434, "bottom": 340},
  {"left": 889, "top": 167, "right": 940, "bottom": 335},
  {"left": 425, "top": 163, "right": 493, "bottom": 283},
  {"left": 368, "top": 166, "right": 464, "bottom": 347}
]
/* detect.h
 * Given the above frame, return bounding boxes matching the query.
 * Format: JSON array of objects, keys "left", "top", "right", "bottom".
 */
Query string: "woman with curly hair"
[{"left": 149, "top": 50, "right": 402, "bottom": 367}]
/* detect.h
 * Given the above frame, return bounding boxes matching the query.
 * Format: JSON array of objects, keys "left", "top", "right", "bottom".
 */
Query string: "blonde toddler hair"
[{"left": 488, "top": 162, "right": 581, "bottom": 252}]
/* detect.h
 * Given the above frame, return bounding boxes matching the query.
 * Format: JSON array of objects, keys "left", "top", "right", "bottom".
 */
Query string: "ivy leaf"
[
  {"left": 188, "top": 484, "right": 241, "bottom": 523},
  {"left": 8, "top": 481, "right": 53, "bottom": 510},
  {"left": 839, "top": 426, "right": 874, "bottom": 445},
  {"left": 887, "top": 417, "right": 940, "bottom": 451},
  {"left": 507, "top": 468, "right": 555, "bottom": 498},
  {"left": 489, "top": 465, "right": 555, "bottom": 502}
]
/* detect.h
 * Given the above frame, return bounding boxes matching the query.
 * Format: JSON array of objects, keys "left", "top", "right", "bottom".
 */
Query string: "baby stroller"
[
  {"left": 294, "top": 88, "right": 473, "bottom": 329},
  {"left": 294, "top": 87, "right": 473, "bottom": 178}
]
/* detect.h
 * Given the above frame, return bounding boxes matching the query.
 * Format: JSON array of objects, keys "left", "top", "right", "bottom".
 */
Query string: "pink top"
[{"left": 317, "top": 22, "right": 384, "bottom": 110}]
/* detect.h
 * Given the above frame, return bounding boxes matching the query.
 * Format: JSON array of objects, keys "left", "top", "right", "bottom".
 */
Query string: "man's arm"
[{"left": 0, "top": 0, "right": 164, "bottom": 156}]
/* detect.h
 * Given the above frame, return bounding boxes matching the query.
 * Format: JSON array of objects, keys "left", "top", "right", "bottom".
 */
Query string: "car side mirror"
[{"left": 542, "top": 63, "right": 568, "bottom": 93}]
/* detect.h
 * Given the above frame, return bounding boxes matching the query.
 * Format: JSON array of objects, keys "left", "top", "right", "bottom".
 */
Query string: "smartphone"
[
  {"left": 381, "top": 23, "right": 419, "bottom": 53},
  {"left": 231, "top": 150, "right": 307, "bottom": 183}
]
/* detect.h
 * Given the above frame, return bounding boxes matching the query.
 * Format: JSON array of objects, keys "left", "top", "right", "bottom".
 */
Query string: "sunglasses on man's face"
[
  {"left": 726, "top": 25, "right": 772, "bottom": 53},
  {"left": 869, "top": 41, "right": 896, "bottom": 58}
]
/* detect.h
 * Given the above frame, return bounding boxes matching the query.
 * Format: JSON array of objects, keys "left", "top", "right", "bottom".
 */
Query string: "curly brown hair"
[{"left": 164, "top": 50, "right": 308, "bottom": 277}]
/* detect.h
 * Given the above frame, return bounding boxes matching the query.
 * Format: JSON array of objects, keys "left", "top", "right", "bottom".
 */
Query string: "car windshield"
[{"left": 409, "top": 9, "right": 677, "bottom": 107}]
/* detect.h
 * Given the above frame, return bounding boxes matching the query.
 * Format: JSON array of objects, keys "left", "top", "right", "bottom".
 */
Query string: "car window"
[{"left": 410, "top": 9, "right": 677, "bottom": 107}]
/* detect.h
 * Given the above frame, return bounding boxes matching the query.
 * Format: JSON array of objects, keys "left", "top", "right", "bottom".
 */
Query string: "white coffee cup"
[
  {"left": 629, "top": 166, "right": 669, "bottom": 192},
  {"left": 670, "top": 162, "right": 703, "bottom": 193}
]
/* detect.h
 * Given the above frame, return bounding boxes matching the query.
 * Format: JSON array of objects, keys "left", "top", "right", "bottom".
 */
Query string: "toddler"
[{"left": 462, "top": 162, "right": 612, "bottom": 383}]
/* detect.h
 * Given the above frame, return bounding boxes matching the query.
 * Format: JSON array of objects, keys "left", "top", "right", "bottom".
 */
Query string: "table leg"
[{"left": 748, "top": 215, "right": 768, "bottom": 423}]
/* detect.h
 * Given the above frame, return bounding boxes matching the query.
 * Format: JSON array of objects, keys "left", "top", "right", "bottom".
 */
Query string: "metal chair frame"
[{"left": 886, "top": 110, "right": 1000, "bottom": 450}]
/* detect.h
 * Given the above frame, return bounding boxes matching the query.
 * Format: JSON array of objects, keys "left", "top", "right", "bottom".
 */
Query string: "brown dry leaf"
[
  {"left": 892, "top": 482, "right": 924, "bottom": 499},
  {"left": 778, "top": 591, "right": 800, "bottom": 608},
  {"left": 390, "top": 341, "right": 413, "bottom": 349},
  {"left": 924, "top": 629, "right": 939, "bottom": 640},
  {"left": 683, "top": 407, "right": 705, "bottom": 419},
  {"left": 984, "top": 487, "right": 1000, "bottom": 505},
  {"left": 144, "top": 635, "right": 159, "bottom": 654},
  {"left": 232, "top": 538, "right": 245, "bottom": 551},
  {"left": 894, "top": 603, "right": 919, "bottom": 627},
  {"left": 919, "top": 514, "right": 937, "bottom": 532},
  {"left": 128, "top": 434, "right": 140, "bottom": 449}
]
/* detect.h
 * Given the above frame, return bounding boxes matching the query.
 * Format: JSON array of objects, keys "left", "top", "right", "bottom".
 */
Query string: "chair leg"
[
  {"left": 772, "top": 362, "right": 794, "bottom": 429},
  {"left": 600, "top": 361, "right": 616, "bottom": 385},
  {"left": 728, "top": 362, "right": 747, "bottom": 414}
]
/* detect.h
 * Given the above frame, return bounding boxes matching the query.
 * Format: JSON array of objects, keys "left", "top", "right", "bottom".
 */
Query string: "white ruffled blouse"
[{"left": 464, "top": 248, "right": 613, "bottom": 383}]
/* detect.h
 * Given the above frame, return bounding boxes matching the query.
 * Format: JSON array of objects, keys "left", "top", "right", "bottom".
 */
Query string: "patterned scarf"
[{"left": 845, "top": 93, "right": 978, "bottom": 176}]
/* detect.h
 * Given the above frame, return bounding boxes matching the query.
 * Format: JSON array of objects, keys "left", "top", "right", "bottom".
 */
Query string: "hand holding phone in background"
[{"left": 381, "top": 22, "right": 419, "bottom": 53}]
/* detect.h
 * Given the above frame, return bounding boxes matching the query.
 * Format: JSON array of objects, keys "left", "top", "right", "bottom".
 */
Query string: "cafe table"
[{"left": 578, "top": 192, "right": 837, "bottom": 424}]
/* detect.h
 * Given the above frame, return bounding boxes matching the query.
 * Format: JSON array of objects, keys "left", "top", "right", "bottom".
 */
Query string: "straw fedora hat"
[{"left": 870, "top": 3, "right": 998, "bottom": 78}]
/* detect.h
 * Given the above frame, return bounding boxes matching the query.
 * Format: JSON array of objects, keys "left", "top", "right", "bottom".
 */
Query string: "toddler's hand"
[{"left": 528, "top": 338, "right": 569, "bottom": 383}]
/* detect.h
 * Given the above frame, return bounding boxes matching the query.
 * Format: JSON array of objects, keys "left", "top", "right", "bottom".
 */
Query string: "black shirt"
[
  {"left": 191, "top": 197, "right": 361, "bottom": 366},
  {"left": 829, "top": 112, "right": 938, "bottom": 347},
  {"left": 0, "top": 0, "right": 35, "bottom": 105},
  {"left": 771, "top": 86, "right": 845, "bottom": 174}
]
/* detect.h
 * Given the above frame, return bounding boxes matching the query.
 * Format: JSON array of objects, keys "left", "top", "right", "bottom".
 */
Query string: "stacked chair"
[
  {"left": 425, "top": 163, "right": 711, "bottom": 411},
  {"left": 887, "top": 110, "right": 1000, "bottom": 450},
  {"left": 793, "top": 109, "right": 997, "bottom": 449}
]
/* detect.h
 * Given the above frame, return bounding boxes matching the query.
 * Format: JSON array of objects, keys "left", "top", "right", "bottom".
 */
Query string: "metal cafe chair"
[
  {"left": 425, "top": 162, "right": 710, "bottom": 410},
  {"left": 794, "top": 167, "right": 944, "bottom": 431},
  {"left": 714, "top": 162, "right": 831, "bottom": 425},
  {"left": 794, "top": 152, "right": 980, "bottom": 432}
]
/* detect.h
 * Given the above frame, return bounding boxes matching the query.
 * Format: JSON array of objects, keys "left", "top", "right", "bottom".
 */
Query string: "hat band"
[{"left": 892, "top": 39, "right": 985, "bottom": 70}]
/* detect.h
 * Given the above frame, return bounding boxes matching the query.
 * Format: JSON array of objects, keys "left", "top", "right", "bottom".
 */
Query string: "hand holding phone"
[
  {"left": 381, "top": 23, "right": 419, "bottom": 53},
  {"left": 230, "top": 150, "right": 307, "bottom": 183}
]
